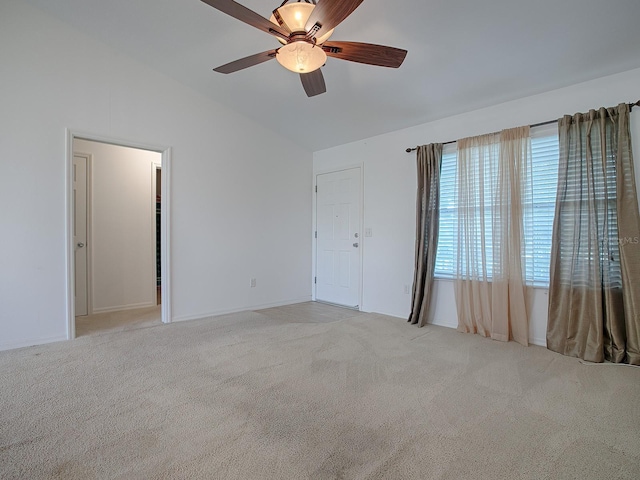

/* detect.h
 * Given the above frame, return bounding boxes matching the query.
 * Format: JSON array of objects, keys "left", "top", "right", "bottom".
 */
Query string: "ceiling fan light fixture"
[
  {"left": 270, "top": 3, "right": 335, "bottom": 45},
  {"left": 276, "top": 41, "right": 327, "bottom": 73}
]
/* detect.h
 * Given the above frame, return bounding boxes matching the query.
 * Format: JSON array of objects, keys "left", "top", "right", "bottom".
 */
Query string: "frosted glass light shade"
[
  {"left": 269, "top": 3, "right": 334, "bottom": 45},
  {"left": 276, "top": 41, "right": 327, "bottom": 73}
]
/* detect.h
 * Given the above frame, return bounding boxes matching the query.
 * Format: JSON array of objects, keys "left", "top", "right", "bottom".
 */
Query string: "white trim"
[
  {"left": 91, "top": 302, "right": 157, "bottom": 314},
  {"left": 65, "top": 130, "right": 172, "bottom": 341},
  {"left": 0, "top": 335, "right": 68, "bottom": 352},
  {"left": 160, "top": 148, "right": 171, "bottom": 324},
  {"left": 529, "top": 336, "right": 546, "bottom": 347},
  {"left": 171, "top": 296, "right": 313, "bottom": 323},
  {"left": 315, "top": 299, "right": 360, "bottom": 311},
  {"left": 65, "top": 131, "right": 75, "bottom": 339},
  {"left": 311, "top": 170, "right": 317, "bottom": 299},
  {"left": 427, "top": 320, "right": 547, "bottom": 347},
  {"left": 313, "top": 163, "right": 365, "bottom": 176},
  {"left": 358, "top": 164, "right": 364, "bottom": 311},
  {"left": 429, "top": 318, "right": 459, "bottom": 330},
  {"left": 71, "top": 131, "right": 170, "bottom": 154},
  {"left": 312, "top": 165, "right": 364, "bottom": 310}
]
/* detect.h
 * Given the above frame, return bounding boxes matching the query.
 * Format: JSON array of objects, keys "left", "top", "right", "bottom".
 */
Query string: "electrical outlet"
[
  {"left": 404, "top": 284, "right": 410, "bottom": 294},
  {"left": 250, "top": 278, "right": 256, "bottom": 288},
  {"left": 365, "top": 228, "right": 373, "bottom": 237}
]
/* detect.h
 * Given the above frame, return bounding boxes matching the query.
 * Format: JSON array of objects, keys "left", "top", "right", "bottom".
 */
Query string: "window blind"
[
  {"left": 434, "top": 144, "right": 457, "bottom": 278},
  {"left": 434, "top": 123, "right": 560, "bottom": 287},
  {"left": 525, "top": 123, "right": 559, "bottom": 287}
]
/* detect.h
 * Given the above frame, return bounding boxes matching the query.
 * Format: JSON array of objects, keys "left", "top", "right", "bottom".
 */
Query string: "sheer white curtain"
[{"left": 454, "top": 127, "right": 532, "bottom": 345}]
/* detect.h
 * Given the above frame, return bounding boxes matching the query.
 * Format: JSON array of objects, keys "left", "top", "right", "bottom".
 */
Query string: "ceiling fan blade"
[
  {"left": 305, "top": 0, "right": 364, "bottom": 39},
  {"left": 300, "top": 69, "right": 326, "bottom": 97},
  {"left": 201, "top": 0, "right": 289, "bottom": 40},
  {"left": 214, "top": 49, "right": 278, "bottom": 74},
  {"left": 322, "top": 41, "right": 407, "bottom": 68}
]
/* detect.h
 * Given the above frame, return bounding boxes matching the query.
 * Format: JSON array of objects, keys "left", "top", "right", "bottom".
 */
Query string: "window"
[
  {"left": 434, "top": 144, "right": 457, "bottom": 278},
  {"left": 434, "top": 124, "right": 559, "bottom": 287},
  {"left": 556, "top": 124, "right": 622, "bottom": 289}
]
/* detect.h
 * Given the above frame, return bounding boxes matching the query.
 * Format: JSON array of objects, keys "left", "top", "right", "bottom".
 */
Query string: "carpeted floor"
[
  {"left": 75, "top": 305, "right": 162, "bottom": 337},
  {"left": 1, "top": 302, "right": 639, "bottom": 479}
]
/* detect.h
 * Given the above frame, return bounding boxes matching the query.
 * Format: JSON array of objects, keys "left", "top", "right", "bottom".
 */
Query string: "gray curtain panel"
[
  {"left": 408, "top": 144, "right": 442, "bottom": 327},
  {"left": 547, "top": 103, "right": 640, "bottom": 365}
]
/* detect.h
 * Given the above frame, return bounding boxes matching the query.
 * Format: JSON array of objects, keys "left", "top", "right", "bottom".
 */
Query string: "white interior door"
[
  {"left": 315, "top": 167, "right": 361, "bottom": 308},
  {"left": 73, "top": 154, "right": 89, "bottom": 316}
]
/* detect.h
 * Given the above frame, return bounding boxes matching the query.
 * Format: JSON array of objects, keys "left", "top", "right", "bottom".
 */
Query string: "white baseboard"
[
  {"left": 364, "top": 309, "right": 407, "bottom": 320},
  {"left": 92, "top": 301, "right": 156, "bottom": 314},
  {"left": 0, "top": 335, "right": 67, "bottom": 352},
  {"left": 429, "top": 318, "right": 459, "bottom": 330},
  {"left": 530, "top": 336, "right": 546, "bottom": 347},
  {"left": 430, "top": 319, "right": 547, "bottom": 348},
  {"left": 171, "top": 296, "right": 313, "bottom": 323}
]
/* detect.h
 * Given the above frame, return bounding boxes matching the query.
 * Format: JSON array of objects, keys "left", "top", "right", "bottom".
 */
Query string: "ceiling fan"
[{"left": 201, "top": 0, "right": 408, "bottom": 97}]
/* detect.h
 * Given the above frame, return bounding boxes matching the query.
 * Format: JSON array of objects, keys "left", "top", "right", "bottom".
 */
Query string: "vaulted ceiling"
[{"left": 23, "top": 0, "right": 640, "bottom": 151}]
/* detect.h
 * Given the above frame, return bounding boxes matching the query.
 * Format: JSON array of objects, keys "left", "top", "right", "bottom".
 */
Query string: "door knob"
[
  {"left": 77, "top": 242, "right": 85, "bottom": 248},
  {"left": 353, "top": 242, "right": 359, "bottom": 248}
]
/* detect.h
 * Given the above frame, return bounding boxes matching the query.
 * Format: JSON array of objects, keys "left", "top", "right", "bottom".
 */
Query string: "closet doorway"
[{"left": 66, "top": 132, "right": 171, "bottom": 339}]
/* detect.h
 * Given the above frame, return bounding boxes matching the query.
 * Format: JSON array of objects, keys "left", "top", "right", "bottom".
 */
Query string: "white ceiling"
[{"left": 24, "top": 0, "right": 640, "bottom": 151}]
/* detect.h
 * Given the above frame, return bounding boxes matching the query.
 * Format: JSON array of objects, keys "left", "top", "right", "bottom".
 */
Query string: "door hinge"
[
  {"left": 315, "top": 231, "right": 317, "bottom": 238},
  {"left": 315, "top": 185, "right": 317, "bottom": 193},
  {"left": 314, "top": 276, "right": 317, "bottom": 284}
]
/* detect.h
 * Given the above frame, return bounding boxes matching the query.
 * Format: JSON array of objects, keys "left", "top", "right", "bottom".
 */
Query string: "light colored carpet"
[
  {"left": 1, "top": 302, "right": 639, "bottom": 479},
  {"left": 75, "top": 306, "right": 162, "bottom": 337}
]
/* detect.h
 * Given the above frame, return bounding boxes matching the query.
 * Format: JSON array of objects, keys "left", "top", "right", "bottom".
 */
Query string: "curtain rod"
[{"left": 405, "top": 100, "right": 640, "bottom": 153}]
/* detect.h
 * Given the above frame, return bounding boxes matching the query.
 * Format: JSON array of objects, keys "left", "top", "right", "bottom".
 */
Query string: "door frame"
[
  {"left": 312, "top": 164, "right": 364, "bottom": 310},
  {"left": 64, "top": 129, "right": 172, "bottom": 339}
]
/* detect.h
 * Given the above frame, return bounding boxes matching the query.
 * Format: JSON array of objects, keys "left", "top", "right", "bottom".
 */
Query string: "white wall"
[
  {"left": 0, "top": 1, "right": 312, "bottom": 350},
  {"left": 313, "top": 68, "right": 640, "bottom": 346},
  {"left": 74, "top": 139, "right": 160, "bottom": 314}
]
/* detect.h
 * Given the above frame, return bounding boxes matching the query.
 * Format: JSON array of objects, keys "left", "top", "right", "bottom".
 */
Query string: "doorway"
[
  {"left": 314, "top": 167, "right": 363, "bottom": 309},
  {"left": 155, "top": 166, "right": 162, "bottom": 305},
  {"left": 66, "top": 131, "right": 171, "bottom": 339}
]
